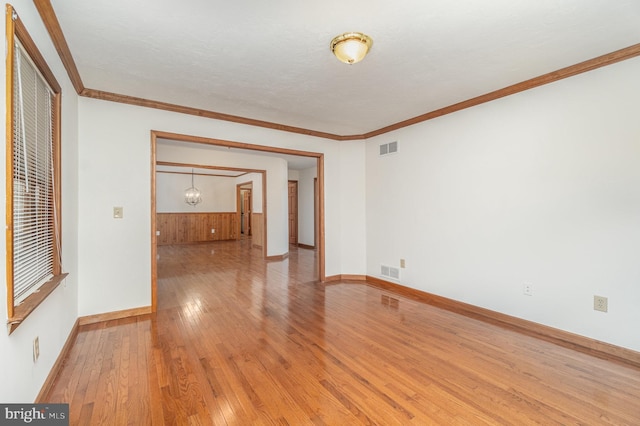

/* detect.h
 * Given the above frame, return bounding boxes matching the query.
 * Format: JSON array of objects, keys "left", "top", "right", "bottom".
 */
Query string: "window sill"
[{"left": 7, "top": 273, "right": 68, "bottom": 335}]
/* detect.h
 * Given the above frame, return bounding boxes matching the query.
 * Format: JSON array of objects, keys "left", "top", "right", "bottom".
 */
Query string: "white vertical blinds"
[{"left": 12, "top": 40, "right": 55, "bottom": 304}]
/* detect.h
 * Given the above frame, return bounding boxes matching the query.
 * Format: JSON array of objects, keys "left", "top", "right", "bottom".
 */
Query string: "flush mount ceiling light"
[
  {"left": 330, "top": 32, "right": 373, "bottom": 64},
  {"left": 184, "top": 168, "right": 202, "bottom": 206}
]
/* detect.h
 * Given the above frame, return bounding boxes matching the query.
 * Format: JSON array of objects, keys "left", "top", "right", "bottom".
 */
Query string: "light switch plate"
[{"left": 113, "top": 207, "right": 123, "bottom": 219}]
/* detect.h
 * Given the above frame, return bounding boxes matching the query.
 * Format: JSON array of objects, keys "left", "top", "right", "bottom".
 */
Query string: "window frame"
[{"left": 5, "top": 4, "right": 66, "bottom": 333}]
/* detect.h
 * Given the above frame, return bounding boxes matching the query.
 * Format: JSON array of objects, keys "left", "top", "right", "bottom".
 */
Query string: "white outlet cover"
[{"left": 594, "top": 295, "right": 608, "bottom": 312}]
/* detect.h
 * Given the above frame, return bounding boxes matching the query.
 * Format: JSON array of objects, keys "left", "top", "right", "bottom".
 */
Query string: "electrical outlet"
[
  {"left": 594, "top": 295, "right": 608, "bottom": 312},
  {"left": 523, "top": 283, "right": 533, "bottom": 296},
  {"left": 113, "top": 206, "right": 123, "bottom": 219},
  {"left": 211, "top": 228, "right": 215, "bottom": 234},
  {"left": 33, "top": 337, "right": 40, "bottom": 362},
  {"left": 400, "top": 259, "right": 406, "bottom": 268}
]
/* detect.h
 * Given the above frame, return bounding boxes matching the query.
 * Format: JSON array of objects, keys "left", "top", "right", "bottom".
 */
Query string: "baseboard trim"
[
  {"left": 339, "top": 274, "right": 367, "bottom": 281},
  {"left": 297, "top": 243, "right": 316, "bottom": 250},
  {"left": 78, "top": 306, "right": 153, "bottom": 326},
  {"left": 324, "top": 274, "right": 367, "bottom": 283},
  {"left": 266, "top": 252, "right": 289, "bottom": 261},
  {"left": 365, "top": 276, "right": 640, "bottom": 369},
  {"left": 35, "top": 318, "right": 80, "bottom": 403},
  {"left": 37, "top": 307, "right": 153, "bottom": 401}
]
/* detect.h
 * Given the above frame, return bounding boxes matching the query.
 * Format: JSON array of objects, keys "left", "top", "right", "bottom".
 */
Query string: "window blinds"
[{"left": 12, "top": 41, "right": 55, "bottom": 303}]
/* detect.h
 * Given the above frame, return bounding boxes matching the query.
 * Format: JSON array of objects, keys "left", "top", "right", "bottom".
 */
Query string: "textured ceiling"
[{"left": 51, "top": 0, "right": 640, "bottom": 136}]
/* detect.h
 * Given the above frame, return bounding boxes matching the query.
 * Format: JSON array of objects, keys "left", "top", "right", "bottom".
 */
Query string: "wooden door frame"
[
  {"left": 236, "top": 182, "right": 253, "bottom": 239},
  {"left": 288, "top": 180, "right": 298, "bottom": 246},
  {"left": 314, "top": 177, "right": 319, "bottom": 249},
  {"left": 151, "top": 130, "right": 325, "bottom": 312}
]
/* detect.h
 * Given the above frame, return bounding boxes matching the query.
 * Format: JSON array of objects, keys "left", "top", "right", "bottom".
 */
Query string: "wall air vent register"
[
  {"left": 381, "top": 265, "right": 400, "bottom": 280},
  {"left": 379, "top": 141, "right": 398, "bottom": 156}
]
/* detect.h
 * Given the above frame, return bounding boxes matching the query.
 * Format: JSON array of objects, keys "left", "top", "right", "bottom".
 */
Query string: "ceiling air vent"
[{"left": 379, "top": 141, "right": 398, "bottom": 156}]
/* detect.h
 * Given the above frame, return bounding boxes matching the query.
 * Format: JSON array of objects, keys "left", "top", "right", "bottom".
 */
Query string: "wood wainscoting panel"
[
  {"left": 251, "top": 212, "right": 264, "bottom": 248},
  {"left": 156, "top": 213, "right": 237, "bottom": 245}
]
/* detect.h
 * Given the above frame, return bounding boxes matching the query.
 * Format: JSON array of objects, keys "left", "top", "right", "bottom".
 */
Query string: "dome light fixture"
[
  {"left": 330, "top": 32, "right": 373, "bottom": 65},
  {"left": 184, "top": 168, "right": 202, "bottom": 206}
]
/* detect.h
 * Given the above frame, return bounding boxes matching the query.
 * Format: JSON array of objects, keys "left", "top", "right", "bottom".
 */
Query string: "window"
[{"left": 6, "top": 5, "right": 66, "bottom": 332}]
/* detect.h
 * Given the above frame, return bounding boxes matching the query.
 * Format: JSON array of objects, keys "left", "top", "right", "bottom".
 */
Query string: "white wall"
[
  {"left": 288, "top": 168, "right": 318, "bottom": 246},
  {"left": 235, "top": 172, "right": 263, "bottom": 213},
  {"left": 298, "top": 166, "right": 318, "bottom": 247},
  {"left": 77, "top": 97, "right": 367, "bottom": 317},
  {"left": 341, "top": 141, "right": 367, "bottom": 274},
  {"left": 366, "top": 57, "right": 640, "bottom": 351},
  {"left": 0, "top": 2, "right": 80, "bottom": 402},
  {"left": 156, "top": 172, "right": 236, "bottom": 212},
  {"left": 288, "top": 170, "right": 299, "bottom": 181}
]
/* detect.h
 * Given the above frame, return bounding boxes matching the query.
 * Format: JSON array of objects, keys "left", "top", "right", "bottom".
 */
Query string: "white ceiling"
[{"left": 51, "top": 0, "right": 640, "bottom": 136}]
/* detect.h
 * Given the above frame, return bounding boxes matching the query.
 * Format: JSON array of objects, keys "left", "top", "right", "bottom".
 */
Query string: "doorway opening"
[
  {"left": 237, "top": 182, "right": 253, "bottom": 241},
  {"left": 150, "top": 130, "right": 326, "bottom": 312},
  {"left": 288, "top": 180, "right": 298, "bottom": 246}
]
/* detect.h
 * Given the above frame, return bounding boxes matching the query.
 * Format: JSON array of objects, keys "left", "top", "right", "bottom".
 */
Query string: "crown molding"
[
  {"left": 33, "top": 0, "right": 84, "bottom": 94},
  {"left": 33, "top": 0, "right": 640, "bottom": 141},
  {"left": 80, "top": 88, "right": 352, "bottom": 141},
  {"left": 361, "top": 42, "right": 640, "bottom": 139}
]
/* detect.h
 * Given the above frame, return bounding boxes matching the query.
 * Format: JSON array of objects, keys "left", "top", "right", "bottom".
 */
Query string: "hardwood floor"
[{"left": 44, "top": 240, "right": 640, "bottom": 424}]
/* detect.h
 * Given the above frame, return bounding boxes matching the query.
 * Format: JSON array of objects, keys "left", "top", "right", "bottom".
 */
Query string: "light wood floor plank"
[{"left": 43, "top": 240, "right": 640, "bottom": 424}]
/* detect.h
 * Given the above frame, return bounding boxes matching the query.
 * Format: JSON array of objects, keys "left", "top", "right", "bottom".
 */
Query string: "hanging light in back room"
[{"left": 184, "top": 168, "right": 202, "bottom": 206}]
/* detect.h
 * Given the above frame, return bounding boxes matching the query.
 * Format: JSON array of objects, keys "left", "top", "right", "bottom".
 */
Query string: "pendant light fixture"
[
  {"left": 330, "top": 32, "right": 373, "bottom": 64},
  {"left": 184, "top": 168, "right": 202, "bottom": 206}
]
